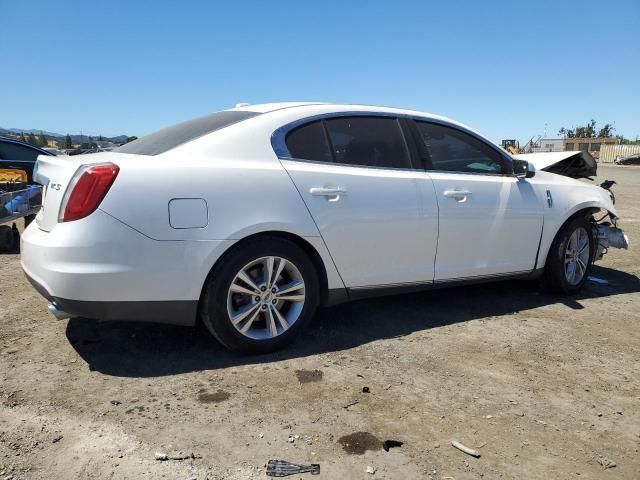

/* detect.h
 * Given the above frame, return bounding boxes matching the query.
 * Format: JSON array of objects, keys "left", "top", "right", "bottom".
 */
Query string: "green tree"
[
  {"left": 559, "top": 120, "right": 607, "bottom": 138},
  {"left": 597, "top": 123, "right": 615, "bottom": 138},
  {"left": 126, "top": 136, "right": 138, "bottom": 143},
  {"left": 19, "top": 132, "right": 27, "bottom": 143},
  {"left": 64, "top": 134, "right": 73, "bottom": 149},
  {"left": 38, "top": 131, "right": 48, "bottom": 147},
  {"left": 558, "top": 127, "right": 575, "bottom": 138},
  {"left": 27, "top": 132, "right": 38, "bottom": 146}
]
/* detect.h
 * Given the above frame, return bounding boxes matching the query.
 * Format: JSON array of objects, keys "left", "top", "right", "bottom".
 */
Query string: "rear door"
[
  {"left": 412, "top": 121, "right": 544, "bottom": 281},
  {"left": 279, "top": 116, "right": 438, "bottom": 288}
]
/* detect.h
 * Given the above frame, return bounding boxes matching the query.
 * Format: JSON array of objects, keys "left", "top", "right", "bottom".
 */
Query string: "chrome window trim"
[{"left": 271, "top": 111, "right": 514, "bottom": 174}]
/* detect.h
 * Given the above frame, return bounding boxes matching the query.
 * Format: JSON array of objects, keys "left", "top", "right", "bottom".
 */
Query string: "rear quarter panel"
[{"left": 98, "top": 120, "right": 320, "bottom": 242}]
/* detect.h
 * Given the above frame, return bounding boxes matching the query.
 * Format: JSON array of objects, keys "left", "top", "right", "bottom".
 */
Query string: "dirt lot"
[{"left": 1, "top": 165, "right": 639, "bottom": 480}]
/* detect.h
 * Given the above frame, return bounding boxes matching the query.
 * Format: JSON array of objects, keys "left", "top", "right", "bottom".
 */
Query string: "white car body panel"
[
  {"left": 429, "top": 172, "right": 543, "bottom": 280},
  {"left": 20, "top": 102, "right": 624, "bottom": 326},
  {"left": 281, "top": 159, "right": 438, "bottom": 287},
  {"left": 526, "top": 170, "right": 617, "bottom": 269}
]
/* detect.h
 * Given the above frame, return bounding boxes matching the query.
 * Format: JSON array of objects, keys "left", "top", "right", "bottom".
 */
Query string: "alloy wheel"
[
  {"left": 226, "top": 256, "right": 306, "bottom": 340},
  {"left": 564, "top": 227, "right": 590, "bottom": 286}
]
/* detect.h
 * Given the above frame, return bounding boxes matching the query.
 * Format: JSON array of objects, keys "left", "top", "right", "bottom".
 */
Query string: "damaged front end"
[{"left": 592, "top": 214, "right": 629, "bottom": 261}]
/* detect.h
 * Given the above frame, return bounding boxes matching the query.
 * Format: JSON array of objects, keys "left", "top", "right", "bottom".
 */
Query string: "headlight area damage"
[
  {"left": 592, "top": 213, "right": 629, "bottom": 261},
  {"left": 515, "top": 150, "right": 629, "bottom": 262}
]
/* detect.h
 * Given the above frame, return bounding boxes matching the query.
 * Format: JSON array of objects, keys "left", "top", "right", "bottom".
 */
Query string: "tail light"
[{"left": 60, "top": 163, "right": 119, "bottom": 222}]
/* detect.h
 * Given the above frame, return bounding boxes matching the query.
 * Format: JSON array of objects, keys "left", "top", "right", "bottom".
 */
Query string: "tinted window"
[
  {"left": 285, "top": 121, "right": 332, "bottom": 162},
  {"left": 116, "top": 110, "right": 261, "bottom": 156},
  {"left": 325, "top": 117, "right": 411, "bottom": 169},
  {"left": 415, "top": 122, "right": 505, "bottom": 174},
  {"left": 0, "top": 141, "right": 44, "bottom": 161}
]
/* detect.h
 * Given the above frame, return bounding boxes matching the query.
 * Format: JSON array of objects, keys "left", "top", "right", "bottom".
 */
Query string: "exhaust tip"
[{"left": 48, "top": 303, "right": 71, "bottom": 320}]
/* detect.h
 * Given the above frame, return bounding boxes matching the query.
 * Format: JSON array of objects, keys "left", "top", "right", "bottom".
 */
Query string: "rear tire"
[
  {"left": 200, "top": 236, "right": 319, "bottom": 354},
  {"left": 542, "top": 215, "right": 594, "bottom": 294}
]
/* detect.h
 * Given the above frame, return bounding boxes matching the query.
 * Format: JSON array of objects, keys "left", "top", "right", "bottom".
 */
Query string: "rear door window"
[
  {"left": 324, "top": 117, "right": 411, "bottom": 169},
  {"left": 415, "top": 121, "right": 506, "bottom": 174},
  {"left": 285, "top": 121, "right": 333, "bottom": 162}
]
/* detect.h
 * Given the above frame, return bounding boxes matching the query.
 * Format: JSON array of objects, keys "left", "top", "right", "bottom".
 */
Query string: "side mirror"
[{"left": 513, "top": 159, "right": 535, "bottom": 179}]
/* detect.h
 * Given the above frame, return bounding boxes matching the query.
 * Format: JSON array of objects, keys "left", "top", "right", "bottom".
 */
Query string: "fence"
[{"left": 599, "top": 144, "right": 640, "bottom": 163}]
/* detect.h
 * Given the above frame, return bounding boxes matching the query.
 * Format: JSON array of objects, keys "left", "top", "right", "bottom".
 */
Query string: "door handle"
[
  {"left": 443, "top": 189, "right": 473, "bottom": 201},
  {"left": 310, "top": 187, "right": 346, "bottom": 196}
]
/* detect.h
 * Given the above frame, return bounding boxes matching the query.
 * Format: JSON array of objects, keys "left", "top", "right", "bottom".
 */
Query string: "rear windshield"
[{"left": 116, "top": 110, "right": 260, "bottom": 156}]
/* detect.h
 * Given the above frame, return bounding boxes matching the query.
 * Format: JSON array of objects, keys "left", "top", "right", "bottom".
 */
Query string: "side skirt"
[{"left": 326, "top": 269, "right": 544, "bottom": 306}]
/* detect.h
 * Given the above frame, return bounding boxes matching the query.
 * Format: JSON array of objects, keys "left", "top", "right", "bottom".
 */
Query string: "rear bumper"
[
  {"left": 24, "top": 270, "right": 197, "bottom": 324},
  {"left": 21, "top": 209, "right": 233, "bottom": 325}
]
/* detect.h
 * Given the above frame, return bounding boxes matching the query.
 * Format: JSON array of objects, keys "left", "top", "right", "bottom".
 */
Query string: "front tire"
[
  {"left": 200, "top": 236, "right": 319, "bottom": 354},
  {"left": 543, "top": 215, "right": 594, "bottom": 294}
]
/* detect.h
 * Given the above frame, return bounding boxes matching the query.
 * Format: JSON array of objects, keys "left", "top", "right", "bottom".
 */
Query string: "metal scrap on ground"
[
  {"left": 451, "top": 440, "right": 481, "bottom": 458},
  {"left": 265, "top": 460, "right": 320, "bottom": 477}
]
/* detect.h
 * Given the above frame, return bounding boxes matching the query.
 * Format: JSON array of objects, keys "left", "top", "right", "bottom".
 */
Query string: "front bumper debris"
[{"left": 594, "top": 223, "right": 629, "bottom": 261}]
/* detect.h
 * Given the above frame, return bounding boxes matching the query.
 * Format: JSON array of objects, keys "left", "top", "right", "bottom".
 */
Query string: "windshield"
[{"left": 116, "top": 110, "right": 260, "bottom": 156}]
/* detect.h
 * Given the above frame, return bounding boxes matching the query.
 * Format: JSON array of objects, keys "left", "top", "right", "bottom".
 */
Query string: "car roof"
[
  {"left": 233, "top": 102, "right": 466, "bottom": 126},
  {"left": 230, "top": 102, "right": 482, "bottom": 139}
]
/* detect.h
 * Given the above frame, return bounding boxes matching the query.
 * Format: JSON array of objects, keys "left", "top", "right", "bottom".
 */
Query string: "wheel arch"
[
  {"left": 198, "top": 230, "right": 345, "bottom": 313},
  {"left": 537, "top": 204, "right": 607, "bottom": 269}
]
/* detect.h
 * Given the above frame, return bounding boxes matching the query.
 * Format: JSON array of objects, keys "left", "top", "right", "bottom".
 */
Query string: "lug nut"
[
  {"left": 254, "top": 296, "right": 260, "bottom": 302},
  {"left": 271, "top": 287, "right": 277, "bottom": 293},
  {"left": 260, "top": 286, "right": 266, "bottom": 292},
  {"left": 272, "top": 299, "right": 277, "bottom": 304},
  {"left": 261, "top": 304, "right": 268, "bottom": 310}
]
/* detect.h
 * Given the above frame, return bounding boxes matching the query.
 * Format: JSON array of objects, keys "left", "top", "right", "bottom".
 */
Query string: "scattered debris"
[
  {"left": 266, "top": 459, "right": 320, "bottom": 477},
  {"left": 51, "top": 435, "right": 63, "bottom": 444},
  {"left": 366, "top": 465, "right": 377, "bottom": 474},
  {"left": 382, "top": 440, "right": 403, "bottom": 452},
  {"left": 451, "top": 440, "right": 481, "bottom": 458},
  {"left": 184, "top": 476, "right": 198, "bottom": 480},
  {"left": 362, "top": 386, "right": 370, "bottom": 393},
  {"left": 383, "top": 384, "right": 392, "bottom": 390},
  {"left": 295, "top": 369, "right": 323, "bottom": 384},
  {"left": 476, "top": 442, "right": 487, "bottom": 449},
  {"left": 110, "top": 400, "right": 121, "bottom": 405},
  {"left": 588, "top": 276, "right": 609, "bottom": 286},
  {"left": 287, "top": 435, "right": 295, "bottom": 443},
  {"left": 596, "top": 455, "right": 616, "bottom": 469},
  {"left": 154, "top": 452, "right": 200, "bottom": 461},
  {"left": 338, "top": 432, "right": 382, "bottom": 455},
  {"left": 342, "top": 400, "right": 359, "bottom": 409}
]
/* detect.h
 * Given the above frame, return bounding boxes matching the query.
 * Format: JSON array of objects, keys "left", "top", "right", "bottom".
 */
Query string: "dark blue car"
[{"left": 0, "top": 136, "right": 53, "bottom": 182}]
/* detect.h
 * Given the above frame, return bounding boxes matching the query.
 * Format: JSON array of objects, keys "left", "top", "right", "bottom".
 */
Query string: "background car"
[
  {"left": 0, "top": 136, "right": 53, "bottom": 182},
  {"left": 20, "top": 103, "right": 629, "bottom": 353}
]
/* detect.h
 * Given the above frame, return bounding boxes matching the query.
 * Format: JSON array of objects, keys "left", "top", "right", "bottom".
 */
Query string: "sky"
[{"left": 1, "top": 0, "right": 638, "bottom": 144}]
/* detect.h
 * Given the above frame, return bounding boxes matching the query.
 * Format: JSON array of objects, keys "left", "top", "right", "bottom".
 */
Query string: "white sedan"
[{"left": 21, "top": 102, "right": 629, "bottom": 353}]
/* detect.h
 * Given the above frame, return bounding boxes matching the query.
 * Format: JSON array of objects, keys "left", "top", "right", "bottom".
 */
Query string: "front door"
[
  {"left": 413, "top": 120, "right": 544, "bottom": 281},
  {"left": 279, "top": 116, "right": 438, "bottom": 288}
]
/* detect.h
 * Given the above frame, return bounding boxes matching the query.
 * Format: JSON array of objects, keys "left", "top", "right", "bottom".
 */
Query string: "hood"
[{"left": 513, "top": 151, "right": 597, "bottom": 179}]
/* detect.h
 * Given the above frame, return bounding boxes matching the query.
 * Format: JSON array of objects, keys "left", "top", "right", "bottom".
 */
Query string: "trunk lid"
[{"left": 33, "top": 152, "right": 118, "bottom": 231}]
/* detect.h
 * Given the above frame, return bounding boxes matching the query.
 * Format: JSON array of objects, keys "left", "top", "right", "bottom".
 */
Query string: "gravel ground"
[{"left": 1, "top": 165, "right": 639, "bottom": 480}]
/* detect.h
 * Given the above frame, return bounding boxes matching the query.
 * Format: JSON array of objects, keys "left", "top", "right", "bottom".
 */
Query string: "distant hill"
[{"left": 0, "top": 127, "right": 130, "bottom": 145}]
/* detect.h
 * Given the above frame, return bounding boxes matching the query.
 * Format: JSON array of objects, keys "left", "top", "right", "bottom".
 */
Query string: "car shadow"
[{"left": 66, "top": 265, "right": 640, "bottom": 378}]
